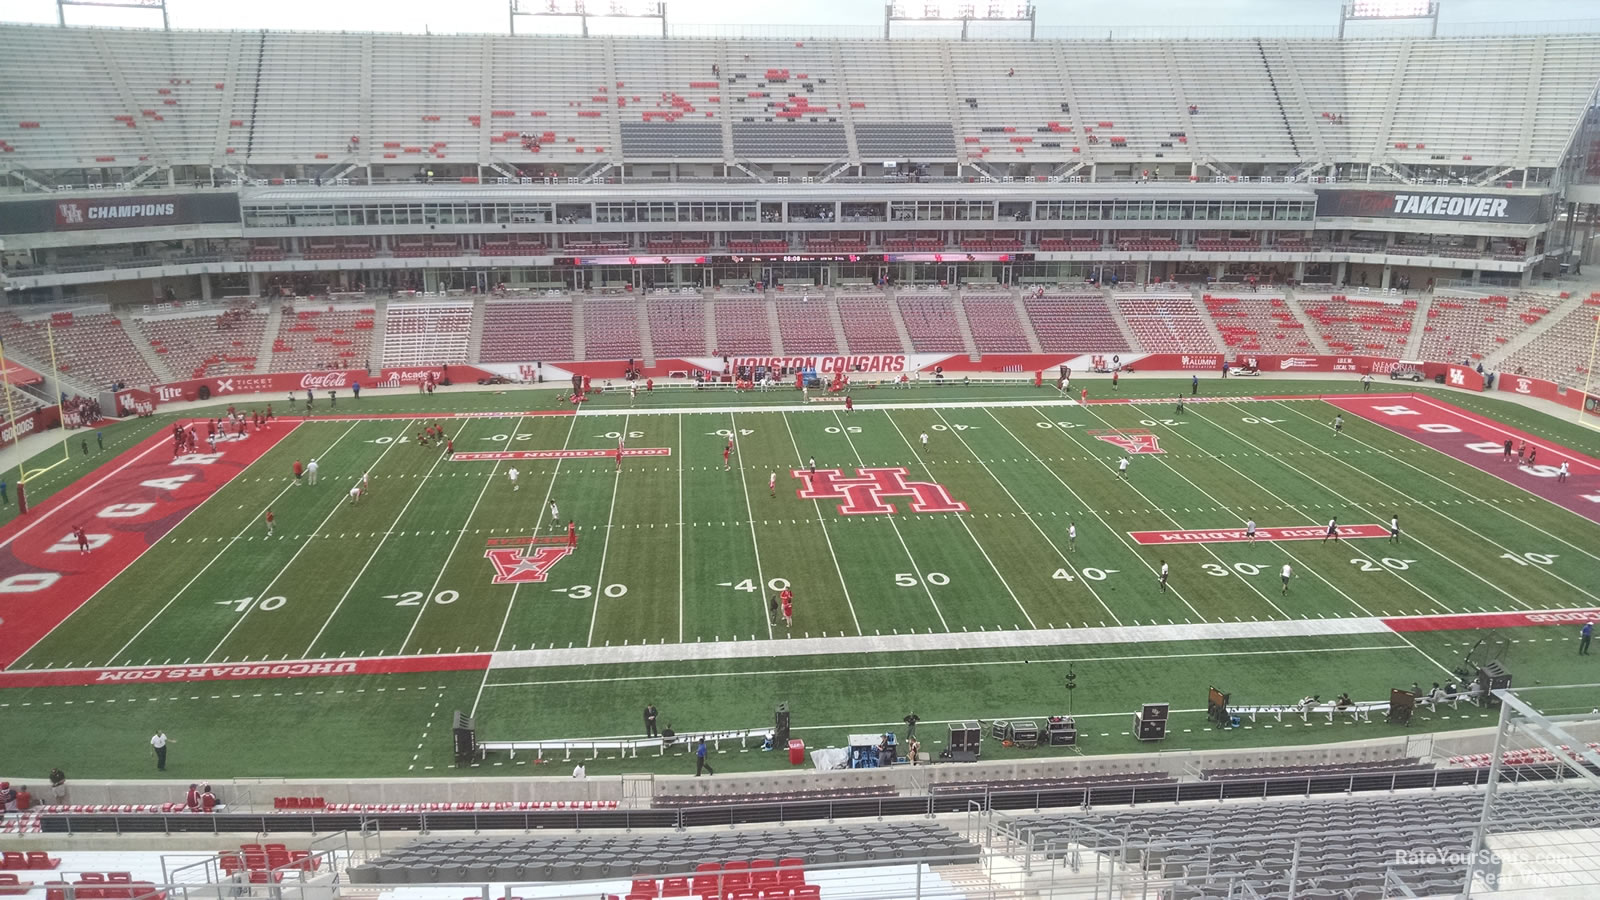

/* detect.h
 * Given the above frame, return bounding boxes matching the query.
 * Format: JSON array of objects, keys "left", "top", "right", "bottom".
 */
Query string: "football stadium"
[{"left": 5, "top": 0, "right": 1600, "bottom": 895}]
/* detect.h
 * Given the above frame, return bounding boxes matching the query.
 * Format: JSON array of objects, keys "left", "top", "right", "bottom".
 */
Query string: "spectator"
[
  {"left": 185, "top": 783, "right": 201, "bottom": 812},
  {"left": 200, "top": 784, "right": 219, "bottom": 812},
  {"left": 572, "top": 763, "right": 587, "bottom": 780},
  {"left": 695, "top": 738, "right": 715, "bottom": 777},
  {"left": 49, "top": 767, "right": 66, "bottom": 803},
  {"left": 14, "top": 786, "right": 31, "bottom": 811},
  {"left": 0, "top": 782, "right": 15, "bottom": 811}
]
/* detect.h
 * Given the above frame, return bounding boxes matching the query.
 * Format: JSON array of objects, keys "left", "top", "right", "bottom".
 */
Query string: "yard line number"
[
  {"left": 217, "top": 595, "right": 287, "bottom": 613},
  {"left": 1500, "top": 552, "right": 1558, "bottom": 566},
  {"left": 387, "top": 590, "right": 460, "bottom": 607},
  {"left": 555, "top": 584, "right": 628, "bottom": 600}
]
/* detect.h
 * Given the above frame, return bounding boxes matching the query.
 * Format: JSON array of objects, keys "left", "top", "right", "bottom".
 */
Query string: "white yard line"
[
  {"left": 778, "top": 411, "right": 861, "bottom": 636},
  {"left": 991, "top": 407, "right": 1206, "bottom": 621},
  {"left": 470, "top": 412, "right": 580, "bottom": 719},
  {"left": 604, "top": 398, "right": 1086, "bottom": 417},
  {"left": 489, "top": 614, "right": 1393, "bottom": 669},
  {"left": 202, "top": 421, "right": 411, "bottom": 663},
  {"left": 584, "top": 413, "right": 633, "bottom": 647},
  {"left": 918, "top": 408, "right": 1121, "bottom": 626},
  {"left": 677, "top": 413, "right": 686, "bottom": 644},
  {"left": 301, "top": 428, "right": 464, "bottom": 657},
  {"left": 1058, "top": 403, "right": 1296, "bottom": 621},
  {"left": 728, "top": 412, "right": 776, "bottom": 641},
  {"left": 1258, "top": 400, "right": 1598, "bottom": 608},
  {"left": 830, "top": 410, "right": 950, "bottom": 631},
  {"left": 487, "top": 642, "right": 1406, "bottom": 688},
  {"left": 398, "top": 415, "right": 528, "bottom": 654},
  {"left": 1119, "top": 408, "right": 1457, "bottom": 675},
  {"left": 883, "top": 410, "right": 1038, "bottom": 629},
  {"left": 51, "top": 422, "right": 347, "bottom": 669}
]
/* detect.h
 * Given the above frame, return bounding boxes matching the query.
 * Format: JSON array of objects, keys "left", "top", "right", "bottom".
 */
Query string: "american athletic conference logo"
[{"left": 796, "top": 467, "right": 968, "bottom": 516}]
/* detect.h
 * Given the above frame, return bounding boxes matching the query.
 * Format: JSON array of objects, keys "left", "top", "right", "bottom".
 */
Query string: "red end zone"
[
  {"left": 1325, "top": 394, "right": 1600, "bottom": 526},
  {"left": 0, "top": 652, "right": 489, "bottom": 688},
  {"left": 0, "top": 424, "right": 289, "bottom": 668},
  {"left": 452, "top": 448, "right": 669, "bottom": 461},
  {"left": 1131, "top": 524, "right": 1389, "bottom": 544}
]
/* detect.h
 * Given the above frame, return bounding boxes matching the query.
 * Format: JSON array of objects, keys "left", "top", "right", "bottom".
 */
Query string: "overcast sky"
[{"left": 3, "top": 0, "right": 1596, "bottom": 36}]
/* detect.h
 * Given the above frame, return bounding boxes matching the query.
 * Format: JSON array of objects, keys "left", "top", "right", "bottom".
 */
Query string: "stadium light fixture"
[
  {"left": 1338, "top": 0, "right": 1439, "bottom": 38},
  {"left": 57, "top": 0, "right": 167, "bottom": 31},
  {"left": 884, "top": 2, "right": 1035, "bottom": 40},
  {"left": 510, "top": 0, "right": 667, "bottom": 37}
]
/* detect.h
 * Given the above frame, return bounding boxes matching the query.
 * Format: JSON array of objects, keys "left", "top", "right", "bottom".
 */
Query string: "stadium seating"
[
  {"left": 1500, "top": 294, "right": 1600, "bottom": 386},
  {"left": 5, "top": 28, "right": 1600, "bottom": 173},
  {"left": 0, "top": 310, "right": 157, "bottom": 389},
  {"left": 1420, "top": 293, "right": 1552, "bottom": 363},
  {"left": 1117, "top": 294, "right": 1220, "bottom": 352},
  {"left": 895, "top": 295, "right": 965, "bottom": 353},
  {"left": 1201, "top": 294, "right": 1313, "bottom": 353},
  {"left": 836, "top": 296, "right": 904, "bottom": 354},
  {"left": 267, "top": 305, "right": 375, "bottom": 372},
  {"left": 646, "top": 296, "right": 708, "bottom": 357},
  {"left": 1034, "top": 785, "right": 1600, "bottom": 898},
  {"left": 711, "top": 300, "right": 773, "bottom": 354},
  {"left": 582, "top": 300, "right": 643, "bottom": 361},
  {"left": 1295, "top": 293, "right": 1417, "bottom": 355},
  {"left": 381, "top": 302, "right": 472, "bottom": 366},
  {"left": 479, "top": 299, "right": 574, "bottom": 363},
  {"left": 1023, "top": 293, "right": 1126, "bottom": 353},
  {"left": 135, "top": 308, "right": 265, "bottom": 379},
  {"left": 774, "top": 299, "right": 838, "bottom": 354},
  {"left": 343, "top": 821, "right": 976, "bottom": 883},
  {"left": 961, "top": 295, "right": 1030, "bottom": 352}
]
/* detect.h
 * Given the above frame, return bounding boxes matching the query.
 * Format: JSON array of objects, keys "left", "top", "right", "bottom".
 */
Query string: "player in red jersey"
[
  {"left": 264, "top": 508, "right": 275, "bottom": 536},
  {"left": 779, "top": 587, "right": 794, "bottom": 627},
  {"left": 844, "top": 395, "right": 853, "bottom": 413},
  {"left": 616, "top": 446, "right": 624, "bottom": 471},
  {"left": 567, "top": 519, "right": 578, "bottom": 549},
  {"left": 292, "top": 459, "right": 304, "bottom": 484},
  {"left": 723, "top": 442, "right": 733, "bottom": 472},
  {"left": 75, "top": 525, "right": 90, "bottom": 554}
]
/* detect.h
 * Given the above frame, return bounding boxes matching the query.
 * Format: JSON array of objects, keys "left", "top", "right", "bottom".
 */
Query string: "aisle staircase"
[
  {"left": 121, "top": 317, "right": 173, "bottom": 382},
  {"left": 466, "top": 297, "right": 487, "bottom": 365},
  {"left": 253, "top": 303, "right": 282, "bottom": 373},
  {"left": 949, "top": 291, "right": 980, "bottom": 360}
]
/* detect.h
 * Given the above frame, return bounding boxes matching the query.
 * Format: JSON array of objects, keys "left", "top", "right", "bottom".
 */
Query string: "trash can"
[{"left": 788, "top": 739, "right": 805, "bottom": 765}]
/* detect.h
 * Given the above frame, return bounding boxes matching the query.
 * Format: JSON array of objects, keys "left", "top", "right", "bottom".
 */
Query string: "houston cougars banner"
[
  {"left": 0, "top": 407, "right": 62, "bottom": 450},
  {"left": 1497, "top": 372, "right": 1600, "bottom": 413}
]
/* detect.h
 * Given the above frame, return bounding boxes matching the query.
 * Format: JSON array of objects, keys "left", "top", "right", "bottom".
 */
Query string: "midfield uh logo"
[
  {"left": 483, "top": 545, "right": 572, "bottom": 584},
  {"left": 1090, "top": 431, "right": 1165, "bottom": 454},
  {"left": 796, "top": 467, "right": 968, "bottom": 516}
]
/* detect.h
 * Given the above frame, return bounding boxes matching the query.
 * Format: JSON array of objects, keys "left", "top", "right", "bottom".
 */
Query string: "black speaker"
[
  {"left": 1008, "top": 720, "right": 1040, "bottom": 748},
  {"left": 948, "top": 721, "right": 981, "bottom": 755},
  {"left": 1047, "top": 716, "right": 1077, "bottom": 746},
  {"left": 774, "top": 702, "right": 790, "bottom": 744},
  {"left": 451, "top": 711, "right": 476, "bottom": 766},
  {"left": 1141, "top": 703, "right": 1169, "bottom": 721},
  {"left": 1134, "top": 714, "right": 1167, "bottom": 742},
  {"left": 1478, "top": 662, "right": 1512, "bottom": 707}
]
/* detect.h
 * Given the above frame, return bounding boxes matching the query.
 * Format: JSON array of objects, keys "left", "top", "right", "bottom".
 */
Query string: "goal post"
[{"left": 1, "top": 322, "right": 75, "bottom": 514}]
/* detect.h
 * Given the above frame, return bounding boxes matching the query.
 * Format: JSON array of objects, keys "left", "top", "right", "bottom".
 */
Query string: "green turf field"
[{"left": 4, "top": 377, "right": 1599, "bottom": 779}]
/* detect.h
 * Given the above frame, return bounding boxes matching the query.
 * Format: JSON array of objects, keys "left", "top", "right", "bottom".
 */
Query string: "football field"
[{"left": 4, "top": 379, "right": 1600, "bottom": 778}]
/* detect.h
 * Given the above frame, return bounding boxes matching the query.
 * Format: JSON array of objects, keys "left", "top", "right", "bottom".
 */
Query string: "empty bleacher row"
[
  {"left": 5, "top": 25, "right": 1600, "bottom": 172},
  {"left": 134, "top": 307, "right": 265, "bottom": 379},
  {"left": 1202, "top": 295, "right": 1313, "bottom": 354},
  {"left": 1500, "top": 294, "right": 1600, "bottom": 385},
  {"left": 1293, "top": 292, "right": 1417, "bottom": 357},
  {"left": 268, "top": 304, "right": 374, "bottom": 372},
  {"left": 343, "top": 821, "right": 976, "bottom": 884},
  {"left": 1021, "top": 785, "right": 1599, "bottom": 899},
  {"left": 1420, "top": 293, "right": 1553, "bottom": 363},
  {"left": 0, "top": 310, "right": 156, "bottom": 389}
]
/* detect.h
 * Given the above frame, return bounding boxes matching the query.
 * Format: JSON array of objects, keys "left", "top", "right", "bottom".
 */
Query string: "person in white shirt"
[
  {"left": 349, "top": 484, "right": 362, "bottom": 505},
  {"left": 1158, "top": 560, "right": 1169, "bottom": 592},
  {"left": 550, "top": 500, "right": 559, "bottom": 524},
  {"left": 1281, "top": 563, "right": 1292, "bottom": 595},
  {"left": 1246, "top": 519, "right": 1257, "bottom": 542},
  {"left": 1068, "top": 522, "right": 1077, "bottom": 552},
  {"left": 508, "top": 466, "right": 520, "bottom": 491},
  {"left": 1558, "top": 461, "right": 1570, "bottom": 483},
  {"left": 361, "top": 472, "right": 370, "bottom": 493},
  {"left": 150, "top": 731, "right": 169, "bottom": 771},
  {"left": 920, "top": 432, "right": 929, "bottom": 452},
  {"left": 306, "top": 458, "right": 319, "bottom": 485},
  {"left": 1118, "top": 456, "right": 1130, "bottom": 479},
  {"left": 768, "top": 471, "right": 777, "bottom": 498},
  {"left": 1389, "top": 515, "right": 1401, "bottom": 544}
]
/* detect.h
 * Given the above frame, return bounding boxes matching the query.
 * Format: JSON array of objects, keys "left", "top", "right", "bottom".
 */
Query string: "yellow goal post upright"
[
  {"left": 0, "top": 319, "right": 74, "bottom": 513},
  {"left": 1580, "top": 310, "right": 1600, "bottom": 432}
]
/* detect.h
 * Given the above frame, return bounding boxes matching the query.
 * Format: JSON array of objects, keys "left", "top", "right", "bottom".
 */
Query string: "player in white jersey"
[
  {"left": 1280, "top": 563, "right": 1292, "bottom": 595},
  {"left": 920, "top": 432, "right": 929, "bottom": 452},
  {"left": 1323, "top": 517, "right": 1339, "bottom": 542},
  {"left": 769, "top": 471, "right": 777, "bottom": 498},
  {"left": 508, "top": 466, "right": 520, "bottom": 491},
  {"left": 1118, "top": 456, "right": 1130, "bottom": 479},
  {"left": 306, "top": 458, "right": 319, "bottom": 485},
  {"left": 1246, "top": 519, "right": 1257, "bottom": 542},
  {"left": 550, "top": 500, "right": 559, "bottom": 524},
  {"left": 1158, "top": 560, "right": 1169, "bottom": 593},
  {"left": 349, "top": 484, "right": 362, "bottom": 505},
  {"left": 1332, "top": 414, "right": 1344, "bottom": 436},
  {"left": 1389, "top": 515, "right": 1401, "bottom": 544},
  {"left": 1068, "top": 522, "right": 1077, "bottom": 552}
]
